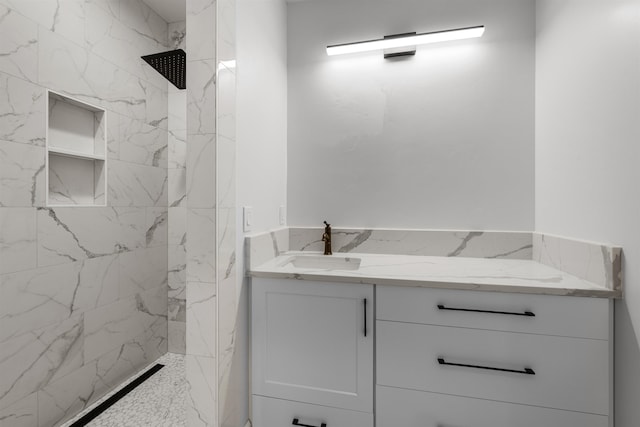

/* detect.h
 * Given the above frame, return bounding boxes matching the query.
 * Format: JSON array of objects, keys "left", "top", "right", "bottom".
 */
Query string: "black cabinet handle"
[
  {"left": 437, "top": 304, "right": 535, "bottom": 317},
  {"left": 364, "top": 298, "right": 367, "bottom": 337},
  {"left": 292, "top": 418, "right": 327, "bottom": 427},
  {"left": 438, "top": 357, "right": 535, "bottom": 375}
]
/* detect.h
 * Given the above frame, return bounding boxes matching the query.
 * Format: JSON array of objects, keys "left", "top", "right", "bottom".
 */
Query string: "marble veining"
[
  {"left": 186, "top": 354, "right": 216, "bottom": 427},
  {"left": 118, "top": 247, "right": 168, "bottom": 298},
  {"left": 0, "top": 207, "right": 37, "bottom": 274},
  {"left": 215, "top": 1, "right": 238, "bottom": 414},
  {"left": 168, "top": 208, "right": 187, "bottom": 289},
  {"left": 186, "top": 0, "right": 215, "bottom": 62},
  {"left": 168, "top": 294, "right": 186, "bottom": 322},
  {"left": 216, "top": 0, "right": 235, "bottom": 63},
  {"left": 168, "top": 168, "right": 187, "bottom": 208},
  {"left": 169, "top": 21, "right": 186, "bottom": 50},
  {"left": 145, "top": 84, "right": 168, "bottom": 130},
  {"left": 38, "top": 28, "right": 148, "bottom": 124},
  {"left": 0, "top": 0, "right": 85, "bottom": 43},
  {"left": 117, "top": 116, "right": 168, "bottom": 168},
  {"left": 0, "top": 254, "right": 168, "bottom": 420},
  {"left": 186, "top": 60, "right": 216, "bottom": 135},
  {"left": 533, "top": 233, "right": 622, "bottom": 292},
  {"left": 250, "top": 251, "right": 619, "bottom": 298},
  {"left": 0, "top": 391, "right": 37, "bottom": 426},
  {"left": 166, "top": 47, "right": 187, "bottom": 355},
  {"left": 168, "top": 129, "right": 187, "bottom": 168},
  {"left": 0, "top": 315, "right": 84, "bottom": 411},
  {"left": 186, "top": 133, "right": 215, "bottom": 209},
  {"left": 186, "top": 209, "right": 216, "bottom": 283},
  {"left": 0, "top": 72, "right": 45, "bottom": 146},
  {"left": 145, "top": 208, "right": 168, "bottom": 248},
  {"left": 216, "top": 138, "right": 235, "bottom": 209},
  {"left": 84, "top": 0, "right": 169, "bottom": 91},
  {"left": 119, "top": 0, "right": 168, "bottom": 47},
  {"left": 37, "top": 207, "right": 146, "bottom": 266},
  {"left": 168, "top": 321, "right": 186, "bottom": 354},
  {"left": 217, "top": 207, "right": 237, "bottom": 426},
  {"left": 108, "top": 160, "right": 168, "bottom": 207},
  {"left": 246, "top": 227, "right": 289, "bottom": 271},
  {"left": 48, "top": 155, "right": 102, "bottom": 206},
  {"left": 0, "top": 4, "right": 38, "bottom": 83},
  {"left": 0, "top": 0, "right": 171, "bottom": 423},
  {"left": 289, "top": 227, "right": 533, "bottom": 260},
  {"left": 84, "top": 286, "right": 167, "bottom": 364},
  {"left": 186, "top": 283, "right": 216, "bottom": 358},
  {"left": 1, "top": 255, "right": 118, "bottom": 343},
  {"left": 184, "top": 0, "right": 222, "bottom": 423},
  {"left": 250, "top": 228, "right": 621, "bottom": 294}
]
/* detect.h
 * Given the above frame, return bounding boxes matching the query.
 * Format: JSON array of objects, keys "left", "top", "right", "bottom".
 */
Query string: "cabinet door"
[{"left": 252, "top": 278, "right": 373, "bottom": 413}]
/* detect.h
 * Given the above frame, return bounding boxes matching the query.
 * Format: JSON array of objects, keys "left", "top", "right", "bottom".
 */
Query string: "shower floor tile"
[{"left": 62, "top": 353, "right": 186, "bottom": 427}]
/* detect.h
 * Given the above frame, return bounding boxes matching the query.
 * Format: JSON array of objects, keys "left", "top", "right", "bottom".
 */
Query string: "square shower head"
[{"left": 142, "top": 49, "right": 186, "bottom": 90}]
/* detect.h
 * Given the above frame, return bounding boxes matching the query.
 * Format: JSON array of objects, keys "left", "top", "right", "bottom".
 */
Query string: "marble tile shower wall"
[
  {"left": 168, "top": 20, "right": 187, "bottom": 355},
  {"left": 216, "top": 0, "right": 238, "bottom": 425},
  {"left": 0, "top": 1, "right": 170, "bottom": 426},
  {"left": 185, "top": 0, "right": 217, "bottom": 426}
]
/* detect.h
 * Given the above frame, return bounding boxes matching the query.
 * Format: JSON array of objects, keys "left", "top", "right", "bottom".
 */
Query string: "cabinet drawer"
[
  {"left": 377, "top": 285, "right": 610, "bottom": 339},
  {"left": 376, "top": 385, "right": 608, "bottom": 427},
  {"left": 252, "top": 395, "right": 373, "bottom": 427},
  {"left": 377, "top": 320, "right": 610, "bottom": 415}
]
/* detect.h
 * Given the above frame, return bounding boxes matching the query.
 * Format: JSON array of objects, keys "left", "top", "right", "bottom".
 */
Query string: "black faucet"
[{"left": 321, "top": 221, "right": 332, "bottom": 255}]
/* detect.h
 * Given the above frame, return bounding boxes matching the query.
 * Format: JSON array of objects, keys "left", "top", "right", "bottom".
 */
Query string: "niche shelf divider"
[{"left": 46, "top": 90, "right": 108, "bottom": 207}]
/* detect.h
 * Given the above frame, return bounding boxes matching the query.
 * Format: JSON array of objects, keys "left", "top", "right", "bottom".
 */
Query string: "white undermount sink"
[{"left": 279, "top": 255, "right": 361, "bottom": 270}]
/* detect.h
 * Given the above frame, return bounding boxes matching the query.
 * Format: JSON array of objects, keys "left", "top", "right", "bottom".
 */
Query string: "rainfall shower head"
[{"left": 141, "top": 49, "right": 186, "bottom": 89}]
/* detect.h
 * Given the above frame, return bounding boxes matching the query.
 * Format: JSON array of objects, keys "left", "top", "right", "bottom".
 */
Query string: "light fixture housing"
[{"left": 326, "top": 25, "right": 485, "bottom": 57}]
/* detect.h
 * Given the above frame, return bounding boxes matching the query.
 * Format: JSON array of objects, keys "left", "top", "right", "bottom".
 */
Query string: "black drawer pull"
[
  {"left": 364, "top": 298, "right": 367, "bottom": 337},
  {"left": 438, "top": 357, "right": 535, "bottom": 375},
  {"left": 292, "top": 418, "right": 327, "bottom": 427},
  {"left": 437, "top": 304, "right": 535, "bottom": 317}
]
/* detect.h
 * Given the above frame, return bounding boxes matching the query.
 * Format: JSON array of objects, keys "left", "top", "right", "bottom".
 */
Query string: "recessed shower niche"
[{"left": 46, "top": 90, "right": 107, "bottom": 206}]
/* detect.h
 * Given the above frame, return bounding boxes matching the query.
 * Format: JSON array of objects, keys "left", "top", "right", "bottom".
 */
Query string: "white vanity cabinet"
[
  {"left": 251, "top": 278, "right": 374, "bottom": 427},
  {"left": 376, "top": 285, "right": 614, "bottom": 427},
  {"left": 250, "top": 277, "right": 613, "bottom": 427}
]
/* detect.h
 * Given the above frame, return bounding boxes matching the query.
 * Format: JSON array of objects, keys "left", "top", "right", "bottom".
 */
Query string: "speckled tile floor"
[{"left": 62, "top": 353, "right": 186, "bottom": 427}]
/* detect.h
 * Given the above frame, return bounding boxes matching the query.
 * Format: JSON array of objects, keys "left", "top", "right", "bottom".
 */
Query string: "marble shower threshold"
[{"left": 62, "top": 353, "right": 186, "bottom": 427}]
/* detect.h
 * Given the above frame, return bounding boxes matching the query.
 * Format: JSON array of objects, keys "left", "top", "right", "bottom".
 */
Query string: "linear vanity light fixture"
[{"left": 326, "top": 25, "right": 485, "bottom": 58}]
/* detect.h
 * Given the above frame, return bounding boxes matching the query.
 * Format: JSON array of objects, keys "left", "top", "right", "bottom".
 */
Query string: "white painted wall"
[
  {"left": 236, "top": 0, "right": 288, "bottom": 425},
  {"left": 287, "top": 0, "right": 535, "bottom": 230},
  {"left": 535, "top": 1, "right": 640, "bottom": 425},
  {"left": 238, "top": 0, "right": 288, "bottom": 233}
]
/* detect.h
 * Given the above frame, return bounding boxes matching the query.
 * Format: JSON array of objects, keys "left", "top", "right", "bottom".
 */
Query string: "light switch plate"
[
  {"left": 279, "top": 205, "right": 286, "bottom": 226},
  {"left": 243, "top": 206, "right": 253, "bottom": 232}
]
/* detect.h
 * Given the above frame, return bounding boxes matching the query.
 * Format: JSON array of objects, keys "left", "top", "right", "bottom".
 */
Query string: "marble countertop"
[{"left": 249, "top": 251, "right": 620, "bottom": 298}]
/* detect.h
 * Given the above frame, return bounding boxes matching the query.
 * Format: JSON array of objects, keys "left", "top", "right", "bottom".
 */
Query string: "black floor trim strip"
[{"left": 69, "top": 363, "right": 165, "bottom": 427}]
